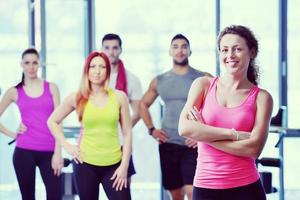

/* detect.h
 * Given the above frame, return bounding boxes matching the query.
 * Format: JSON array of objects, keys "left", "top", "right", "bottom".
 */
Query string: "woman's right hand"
[
  {"left": 111, "top": 164, "right": 128, "bottom": 191},
  {"left": 63, "top": 142, "right": 83, "bottom": 164},
  {"left": 235, "top": 130, "right": 251, "bottom": 141},
  {"left": 11, "top": 122, "right": 27, "bottom": 138},
  {"left": 17, "top": 122, "right": 27, "bottom": 134}
]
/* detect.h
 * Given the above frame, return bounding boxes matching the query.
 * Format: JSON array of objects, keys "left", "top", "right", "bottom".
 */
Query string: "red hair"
[{"left": 76, "top": 52, "right": 111, "bottom": 121}]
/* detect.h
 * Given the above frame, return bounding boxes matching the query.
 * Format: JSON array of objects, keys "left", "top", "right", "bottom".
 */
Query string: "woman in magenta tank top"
[
  {"left": 0, "top": 48, "right": 63, "bottom": 200},
  {"left": 179, "top": 25, "right": 273, "bottom": 200}
]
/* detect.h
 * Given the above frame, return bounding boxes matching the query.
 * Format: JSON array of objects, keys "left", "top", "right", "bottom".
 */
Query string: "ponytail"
[{"left": 15, "top": 73, "right": 25, "bottom": 88}]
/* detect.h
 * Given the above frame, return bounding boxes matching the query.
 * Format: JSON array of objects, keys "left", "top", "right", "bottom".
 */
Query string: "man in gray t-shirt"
[{"left": 140, "top": 34, "right": 212, "bottom": 200}]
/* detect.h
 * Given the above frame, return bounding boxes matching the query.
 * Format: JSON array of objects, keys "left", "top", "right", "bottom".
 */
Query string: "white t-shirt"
[
  {"left": 109, "top": 69, "right": 142, "bottom": 101},
  {"left": 109, "top": 69, "right": 142, "bottom": 144}
]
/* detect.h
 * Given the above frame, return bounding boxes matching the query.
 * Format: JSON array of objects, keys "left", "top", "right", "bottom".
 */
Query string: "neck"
[
  {"left": 90, "top": 84, "right": 106, "bottom": 95},
  {"left": 111, "top": 63, "right": 119, "bottom": 73},
  {"left": 172, "top": 65, "right": 190, "bottom": 75},
  {"left": 220, "top": 74, "right": 251, "bottom": 89},
  {"left": 24, "top": 77, "right": 40, "bottom": 86}
]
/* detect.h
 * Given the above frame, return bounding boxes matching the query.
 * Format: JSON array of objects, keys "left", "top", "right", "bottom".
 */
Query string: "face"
[
  {"left": 88, "top": 56, "right": 107, "bottom": 85},
  {"left": 219, "top": 34, "right": 254, "bottom": 75},
  {"left": 102, "top": 39, "right": 122, "bottom": 65},
  {"left": 21, "top": 53, "right": 39, "bottom": 79},
  {"left": 169, "top": 39, "right": 191, "bottom": 66}
]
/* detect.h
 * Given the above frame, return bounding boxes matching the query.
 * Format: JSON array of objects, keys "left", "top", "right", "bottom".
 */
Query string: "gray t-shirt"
[{"left": 157, "top": 67, "right": 205, "bottom": 145}]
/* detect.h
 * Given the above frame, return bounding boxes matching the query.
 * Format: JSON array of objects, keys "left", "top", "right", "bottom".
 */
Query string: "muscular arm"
[
  {"left": 139, "top": 78, "right": 159, "bottom": 129},
  {"left": 178, "top": 77, "right": 235, "bottom": 142},
  {"left": 0, "top": 88, "right": 18, "bottom": 138},
  {"left": 209, "top": 90, "right": 273, "bottom": 158}
]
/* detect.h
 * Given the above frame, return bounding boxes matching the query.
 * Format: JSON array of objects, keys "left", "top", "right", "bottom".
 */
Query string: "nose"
[
  {"left": 228, "top": 49, "right": 235, "bottom": 58},
  {"left": 95, "top": 66, "right": 101, "bottom": 73}
]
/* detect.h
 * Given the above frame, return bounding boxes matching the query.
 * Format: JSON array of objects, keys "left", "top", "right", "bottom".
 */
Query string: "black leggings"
[
  {"left": 73, "top": 161, "right": 131, "bottom": 200},
  {"left": 13, "top": 147, "right": 61, "bottom": 200},
  {"left": 192, "top": 180, "right": 266, "bottom": 200}
]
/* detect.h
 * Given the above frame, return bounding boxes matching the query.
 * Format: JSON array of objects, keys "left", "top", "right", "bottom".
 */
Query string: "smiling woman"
[{"left": 178, "top": 25, "right": 273, "bottom": 200}]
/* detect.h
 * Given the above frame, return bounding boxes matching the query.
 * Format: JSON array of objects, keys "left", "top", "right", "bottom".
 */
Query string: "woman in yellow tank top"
[{"left": 47, "top": 52, "right": 132, "bottom": 200}]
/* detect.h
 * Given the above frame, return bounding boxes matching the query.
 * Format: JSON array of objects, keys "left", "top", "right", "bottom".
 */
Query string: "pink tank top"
[
  {"left": 194, "top": 77, "right": 260, "bottom": 189},
  {"left": 16, "top": 81, "right": 55, "bottom": 151}
]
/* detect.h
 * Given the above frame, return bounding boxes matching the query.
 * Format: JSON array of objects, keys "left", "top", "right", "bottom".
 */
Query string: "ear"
[
  {"left": 189, "top": 50, "right": 192, "bottom": 56},
  {"left": 250, "top": 48, "right": 257, "bottom": 59}
]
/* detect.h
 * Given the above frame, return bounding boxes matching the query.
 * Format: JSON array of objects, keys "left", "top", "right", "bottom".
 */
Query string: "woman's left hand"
[
  {"left": 188, "top": 106, "right": 203, "bottom": 122},
  {"left": 110, "top": 164, "right": 128, "bottom": 191},
  {"left": 51, "top": 153, "right": 64, "bottom": 176}
]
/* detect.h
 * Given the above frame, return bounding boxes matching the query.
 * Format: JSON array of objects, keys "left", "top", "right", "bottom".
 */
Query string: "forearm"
[
  {"left": 139, "top": 103, "right": 154, "bottom": 129},
  {"left": 54, "top": 141, "right": 62, "bottom": 155},
  {"left": 0, "top": 123, "right": 16, "bottom": 139},
  {"left": 48, "top": 121, "right": 68, "bottom": 148},
  {"left": 179, "top": 118, "right": 233, "bottom": 142},
  {"left": 209, "top": 137, "right": 261, "bottom": 158},
  {"left": 120, "top": 131, "right": 132, "bottom": 168}
]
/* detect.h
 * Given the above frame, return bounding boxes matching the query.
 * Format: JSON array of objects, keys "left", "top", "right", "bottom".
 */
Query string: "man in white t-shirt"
[{"left": 101, "top": 33, "right": 142, "bottom": 185}]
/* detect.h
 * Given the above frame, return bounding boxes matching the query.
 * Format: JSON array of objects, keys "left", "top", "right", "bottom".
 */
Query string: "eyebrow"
[{"left": 221, "top": 44, "right": 240, "bottom": 48}]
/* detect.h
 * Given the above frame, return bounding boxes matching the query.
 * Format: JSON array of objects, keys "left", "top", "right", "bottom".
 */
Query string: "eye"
[
  {"left": 182, "top": 45, "right": 188, "bottom": 49},
  {"left": 221, "top": 49, "right": 228, "bottom": 53},
  {"left": 235, "top": 48, "right": 242, "bottom": 52},
  {"left": 89, "top": 64, "right": 96, "bottom": 68}
]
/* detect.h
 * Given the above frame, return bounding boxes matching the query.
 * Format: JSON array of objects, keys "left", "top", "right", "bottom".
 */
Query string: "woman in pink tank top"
[
  {"left": 179, "top": 25, "right": 273, "bottom": 200},
  {"left": 0, "top": 48, "right": 63, "bottom": 200}
]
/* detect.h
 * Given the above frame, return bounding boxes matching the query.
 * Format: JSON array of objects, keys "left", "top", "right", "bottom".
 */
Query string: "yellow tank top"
[{"left": 80, "top": 88, "right": 121, "bottom": 166}]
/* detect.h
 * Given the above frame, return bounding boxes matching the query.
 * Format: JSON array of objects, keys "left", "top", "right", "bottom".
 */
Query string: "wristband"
[{"left": 148, "top": 127, "right": 155, "bottom": 135}]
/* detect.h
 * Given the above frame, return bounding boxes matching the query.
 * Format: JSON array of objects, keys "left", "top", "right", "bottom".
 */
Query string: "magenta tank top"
[
  {"left": 194, "top": 77, "right": 260, "bottom": 189},
  {"left": 16, "top": 81, "right": 55, "bottom": 151}
]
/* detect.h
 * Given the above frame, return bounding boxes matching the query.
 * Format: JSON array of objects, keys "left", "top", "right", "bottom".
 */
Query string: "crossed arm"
[{"left": 178, "top": 77, "right": 273, "bottom": 158}]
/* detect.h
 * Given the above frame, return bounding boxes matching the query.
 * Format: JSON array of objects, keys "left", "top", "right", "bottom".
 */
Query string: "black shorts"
[
  {"left": 127, "top": 154, "right": 136, "bottom": 177},
  {"left": 159, "top": 143, "right": 197, "bottom": 190}
]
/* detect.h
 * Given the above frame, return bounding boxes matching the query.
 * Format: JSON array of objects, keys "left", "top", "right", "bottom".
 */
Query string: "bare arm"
[
  {"left": 139, "top": 78, "right": 158, "bottom": 129},
  {"left": 178, "top": 77, "right": 236, "bottom": 142},
  {"left": 49, "top": 83, "right": 62, "bottom": 154},
  {"left": 49, "top": 83, "right": 64, "bottom": 175},
  {"left": 139, "top": 78, "right": 168, "bottom": 142},
  {"left": 117, "top": 91, "right": 132, "bottom": 168},
  {"left": 209, "top": 90, "right": 273, "bottom": 158},
  {"left": 0, "top": 88, "right": 18, "bottom": 138},
  {"left": 111, "top": 90, "right": 132, "bottom": 190},
  {"left": 47, "top": 92, "right": 82, "bottom": 163}
]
